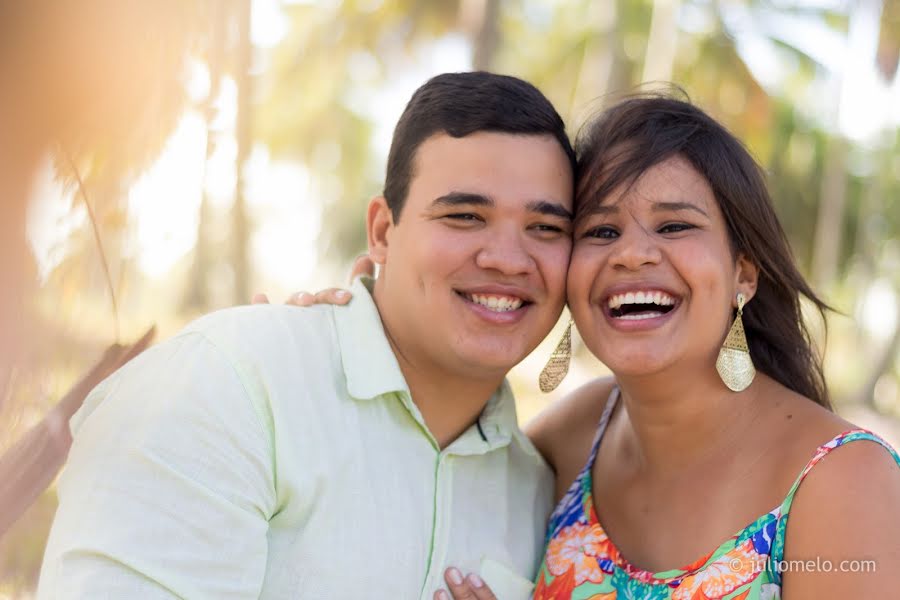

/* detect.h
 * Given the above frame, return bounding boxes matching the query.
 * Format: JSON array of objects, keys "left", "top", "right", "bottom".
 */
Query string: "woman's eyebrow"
[
  {"left": 582, "top": 204, "right": 619, "bottom": 217},
  {"left": 651, "top": 201, "right": 709, "bottom": 218}
]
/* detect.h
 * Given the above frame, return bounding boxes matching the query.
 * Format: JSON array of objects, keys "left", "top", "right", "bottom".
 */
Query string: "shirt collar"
[
  {"left": 445, "top": 378, "right": 518, "bottom": 455},
  {"left": 334, "top": 277, "right": 533, "bottom": 457},
  {"left": 333, "top": 276, "right": 409, "bottom": 400}
]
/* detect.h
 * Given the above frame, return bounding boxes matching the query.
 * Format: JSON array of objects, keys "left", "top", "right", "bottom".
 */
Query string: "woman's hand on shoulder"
[
  {"left": 783, "top": 436, "right": 900, "bottom": 597},
  {"left": 251, "top": 255, "right": 374, "bottom": 306}
]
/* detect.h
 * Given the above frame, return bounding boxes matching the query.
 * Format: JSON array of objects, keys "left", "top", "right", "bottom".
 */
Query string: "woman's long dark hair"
[{"left": 576, "top": 93, "right": 832, "bottom": 408}]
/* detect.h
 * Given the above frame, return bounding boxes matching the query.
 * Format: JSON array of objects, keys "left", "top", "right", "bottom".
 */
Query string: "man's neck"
[
  {"left": 394, "top": 355, "right": 503, "bottom": 450},
  {"left": 372, "top": 289, "right": 505, "bottom": 450}
]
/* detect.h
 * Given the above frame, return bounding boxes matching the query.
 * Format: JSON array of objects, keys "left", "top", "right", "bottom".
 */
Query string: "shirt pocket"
[{"left": 479, "top": 557, "right": 535, "bottom": 600}]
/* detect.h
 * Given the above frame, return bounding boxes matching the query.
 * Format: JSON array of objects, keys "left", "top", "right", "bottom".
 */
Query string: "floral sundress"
[{"left": 533, "top": 388, "right": 900, "bottom": 600}]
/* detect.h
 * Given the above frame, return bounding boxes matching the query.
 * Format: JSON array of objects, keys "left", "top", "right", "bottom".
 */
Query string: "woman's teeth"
[
  {"left": 608, "top": 290, "right": 675, "bottom": 310},
  {"left": 607, "top": 290, "right": 677, "bottom": 319},
  {"left": 468, "top": 294, "right": 524, "bottom": 312}
]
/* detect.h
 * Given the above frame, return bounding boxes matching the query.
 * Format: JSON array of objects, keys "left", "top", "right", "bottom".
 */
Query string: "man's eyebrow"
[
  {"left": 429, "top": 192, "right": 493, "bottom": 209},
  {"left": 429, "top": 193, "right": 572, "bottom": 221},
  {"left": 652, "top": 201, "right": 709, "bottom": 218},
  {"left": 526, "top": 200, "right": 572, "bottom": 221}
]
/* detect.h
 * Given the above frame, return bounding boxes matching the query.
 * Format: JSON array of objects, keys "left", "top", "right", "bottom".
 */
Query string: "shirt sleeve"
[{"left": 37, "top": 331, "right": 276, "bottom": 599}]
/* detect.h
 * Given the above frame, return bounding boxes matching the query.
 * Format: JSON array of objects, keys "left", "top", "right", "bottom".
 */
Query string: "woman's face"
[{"left": 567, "top": 154, "right": 754, "bottom": 378}]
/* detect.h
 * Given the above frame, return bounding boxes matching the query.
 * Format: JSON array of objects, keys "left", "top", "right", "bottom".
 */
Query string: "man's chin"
[{"left": 452, "top": 345, "right": 531, "bottom": 377}]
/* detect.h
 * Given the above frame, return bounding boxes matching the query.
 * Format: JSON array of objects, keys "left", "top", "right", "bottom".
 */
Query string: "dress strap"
[
  {"left": 584, "top": 386, "right": 620, "bottom": 471},
  {"left": 545, "top": 386, "right": 621, "bottom": 541},
  {"left": 768, "top": 429, "right": 900, "bottom": 581}
]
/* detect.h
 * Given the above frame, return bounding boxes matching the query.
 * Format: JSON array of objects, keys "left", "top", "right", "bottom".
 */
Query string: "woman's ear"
[
  {"left": 734, "top": 252, "right": 759, "bottom": 305},
  {"left": 366, "top": 196, "right": 393, "bottom": 266}
]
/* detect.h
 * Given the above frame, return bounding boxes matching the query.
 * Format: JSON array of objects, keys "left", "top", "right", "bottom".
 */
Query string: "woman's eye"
[
  {"left": 658, "top": 222, "right": 695, "bottom": 234},
  {"left": 582, "top": 226, "right": 618, "bottom": 239}
]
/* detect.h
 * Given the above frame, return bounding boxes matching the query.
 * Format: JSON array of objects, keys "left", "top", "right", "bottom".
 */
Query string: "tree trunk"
[
  {"left": 812, "top": 0, "right": 881, "bottom": 290},
  {"left": 810, "top": 136, "right": 848, "bottom": 289},
  {"left": 232, "top": 0, "right": 252, "bottom": 305},
  {"left": 641, "top": 0, "right": 681, "bottom": 83},
  {"left": 458, "top": 0, "right": 501, "bottom": 71},
  {"left": 183, "top": 0, "right": 228, "bottom": 313},
  {"left": 472, "top": 0, "right": 500, "bottom": 71},
  {"left": 855, "top": 314, "right": 900, "bottom": 409},
  {"left": 567, "top": 0, "right": 630, "bottom": 116}
]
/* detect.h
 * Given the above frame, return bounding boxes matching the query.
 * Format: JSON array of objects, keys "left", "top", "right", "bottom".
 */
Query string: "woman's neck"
[{"left": 613, "top": 367, "right": 765, "bottom": 478}]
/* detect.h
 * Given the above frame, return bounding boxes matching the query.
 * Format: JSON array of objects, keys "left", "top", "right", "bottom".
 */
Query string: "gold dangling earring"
[
  {"left": 716, "top": 292, "right": 755, "bottom": 392},
  {"left": 539, "top": 320, "right": 572, "bottom": 393}
]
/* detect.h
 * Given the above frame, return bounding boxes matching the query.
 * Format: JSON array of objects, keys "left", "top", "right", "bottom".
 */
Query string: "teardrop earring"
[
  {"left": 715, "top": 293, "right": 755, "bottom": 392},
  {"left": 538, "top": 320, "right": 572, "bottom": 393}
]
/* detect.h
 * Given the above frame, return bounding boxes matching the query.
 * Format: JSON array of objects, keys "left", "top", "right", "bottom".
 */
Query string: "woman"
[{"left": 286, "top": 95, "right": 900, "bottom": 599}]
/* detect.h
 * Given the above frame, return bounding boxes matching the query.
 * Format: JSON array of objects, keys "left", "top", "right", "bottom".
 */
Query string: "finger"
[
  {"left": 349, "top": 254, "right": 375, "bottom": 283},
  {"left": 465, "top": 573, "right": 496, "bottom": 600},
  {"left": 442, "top": 568, "right": 478, "bottom": 600},
  {"left": 313, "top": 288, "right": 352, "bottom": 305},
  {"left": 251, "top": 293, "right": 270, "bottom": 304},
  {"left": 285, "top": 292, "right": 315, "bottom": 306}
]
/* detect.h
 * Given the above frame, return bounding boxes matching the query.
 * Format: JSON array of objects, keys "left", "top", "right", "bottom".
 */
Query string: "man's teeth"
[
  {"left": 469, "top": 294, "right": 524, "bottom": 312},
  {"left": 607, "top": 291, "right": 676, "bottom": 310}
]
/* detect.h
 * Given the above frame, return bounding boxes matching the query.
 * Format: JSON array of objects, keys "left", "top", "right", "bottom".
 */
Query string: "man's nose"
[{"left": 474, "top": 228, "right": 536, "bottom": 276}]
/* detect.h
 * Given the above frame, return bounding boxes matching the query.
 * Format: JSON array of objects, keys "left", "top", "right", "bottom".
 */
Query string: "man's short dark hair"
[{"left": 383, "top": 71, "right": 576, "bottom": 221}]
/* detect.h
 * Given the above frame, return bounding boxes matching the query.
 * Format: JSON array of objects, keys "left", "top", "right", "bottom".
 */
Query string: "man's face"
[{"left": 373, "top": 131, "right": 573, "bottom": 380}]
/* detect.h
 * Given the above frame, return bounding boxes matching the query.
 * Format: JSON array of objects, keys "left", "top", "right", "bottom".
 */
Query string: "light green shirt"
[{"left": 38, "top": 278, "right": 553, "bottom": 599}]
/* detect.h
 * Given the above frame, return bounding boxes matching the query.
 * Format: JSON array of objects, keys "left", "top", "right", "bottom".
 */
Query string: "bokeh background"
[{"left": 2, "top": 0, "right": 899, "bottom": 595}]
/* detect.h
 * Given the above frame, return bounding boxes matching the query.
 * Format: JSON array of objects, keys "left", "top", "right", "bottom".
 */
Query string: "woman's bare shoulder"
[
  {"left": 525, "top": 376, "right": 617, "bottom": 476},
  {"left": 780, "top": 425, "right": 900, "bottom": 594}
]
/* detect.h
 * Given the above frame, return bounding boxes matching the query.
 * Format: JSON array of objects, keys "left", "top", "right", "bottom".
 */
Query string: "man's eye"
[
  {"left": 532, "top": 224, "right": 564, "bottom": 233},
  {"left": 444, "top": 213, "right": 482, "bottom": 222},
  {"left": 658, "top": 222, "right": 695, "bottom": 234},
  {"left": 582, "top": 226, "right": 618, "bottom": 239}
]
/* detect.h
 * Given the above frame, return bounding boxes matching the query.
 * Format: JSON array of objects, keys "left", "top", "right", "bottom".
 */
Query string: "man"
[{"left": 38, "top": 72, "right": 576, "bottom": 599}]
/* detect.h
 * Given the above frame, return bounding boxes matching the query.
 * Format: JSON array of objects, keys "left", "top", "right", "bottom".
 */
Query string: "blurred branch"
[
  {"left": 0, "top": 326, "right": 154, "bottom": 538},
  {"left": 62, "top": 147, "right": 120, "bottom": 343},
  {"left": 0, "top": 416, "right": 69, "bottom": 538}
]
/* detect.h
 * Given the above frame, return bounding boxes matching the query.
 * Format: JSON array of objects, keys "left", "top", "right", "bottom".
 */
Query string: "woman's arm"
[{"left": 782, "top": 439, "right": 900, "bottom": 597}]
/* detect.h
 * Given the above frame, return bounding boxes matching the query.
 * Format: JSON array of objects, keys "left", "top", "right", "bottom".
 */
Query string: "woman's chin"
[{"left": 591, "top": 351, "right": 672, "bottom": 379}]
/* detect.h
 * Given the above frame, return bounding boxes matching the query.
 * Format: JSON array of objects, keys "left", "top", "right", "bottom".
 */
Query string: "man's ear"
[
  {"left": 366, "top": 196, "right": 393, "bottom": 266},
  {"left": 733, "top": 252, "right": 759, "bottom": 305}
]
